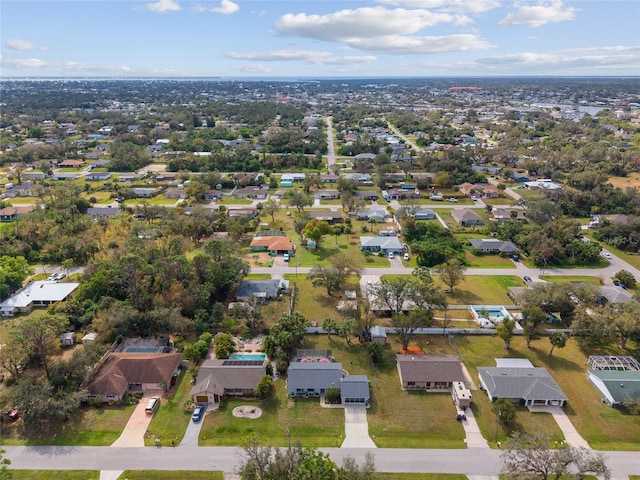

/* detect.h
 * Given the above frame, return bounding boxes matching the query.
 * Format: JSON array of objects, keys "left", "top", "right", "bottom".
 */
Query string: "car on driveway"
[
  {"left": 283, "top": 253, "right": 290, "bottom": 262},
  {"left": 388, "top": 252, "right": 394, "bottom": 259},
  {"left": 613, "top": 280, "right": 627, "bottom": 289},
  {"left": 523, "top": 276, "right": 532, "bottom": 283},
  {"left": 192, "top": 404, "right": 204, "bottom": 422},
  {"left": 403, "top": 253, "right": 410, "bottom": 261},
  {"left": 602, "top": 252, "right": 613, "bottom": 260}
]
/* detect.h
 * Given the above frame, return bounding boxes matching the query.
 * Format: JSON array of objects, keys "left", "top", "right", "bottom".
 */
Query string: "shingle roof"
[
  {"left": 190, "top": 358, "right": 267, "bottom": 396},
  {"left": 340, "top": 375, "right": 370, "bottom": 400},
  {"left": 86, "top": 352, "right": 182, "bottom": 397},
  {"left": 287, "top": 362, "right": 343, "bottom": 392},
  {"left": 396, "top": 354, "right": 464, "bottom": 383},
  {"left": 478, "top": 367, "right": 567, "bottom": 402}
]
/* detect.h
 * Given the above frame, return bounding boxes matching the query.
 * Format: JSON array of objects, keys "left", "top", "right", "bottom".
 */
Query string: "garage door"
[{"left": 196, "top": 395, "right": 209, "bottom": 403}]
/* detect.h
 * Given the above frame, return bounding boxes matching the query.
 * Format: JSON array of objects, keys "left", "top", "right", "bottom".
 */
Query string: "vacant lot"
[
  {"left": 438, "top": 275, "right": 522, "bottom": 305},
  {"left": 607, "top": 173, "right": 640, "bottom": 190},
  {"left": 454, "top": 335, "right": 640, "bottom": 450}
]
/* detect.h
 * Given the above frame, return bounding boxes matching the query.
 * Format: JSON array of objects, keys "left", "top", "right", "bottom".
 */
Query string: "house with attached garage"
[
  {"left": 234, "top": 279, "right": 289, "bottom": 302},
  {"left": 339, "top": 375, "right": 370, "bottom": 406},
  {"left": 190, "top": 358, "right": 268, "bottom": 405},
  {"left": 396, "top": 354, "right": 465, "bottom": 391},
  {"left": 413, "top": 208, "right": 436, "bottom": 220},
  {"left": 477, "top": 359, "right": 567, "bottom": 407},
  {"left": 360, "top": 236, "right": 403, "bottom": 254},
  {"left": 314, "top": 189, "right": 340, "bottom": 200},
  {"left": 469, "top": 238, "right": 518, "bottom": 255},
  {"left": 587, "top": 356, "right": 640, "bottom": 407},
  {"left": 451, "top": 208, "right": 484, "bottom": 227},
  {"left": 249, "top": 235, "right": 295, "bottom": 256},
  {"left": 287, "top": 362, "right": 343, "bottom": 398}
]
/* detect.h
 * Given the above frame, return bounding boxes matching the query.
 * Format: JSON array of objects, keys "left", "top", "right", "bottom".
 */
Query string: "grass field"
[
  {"left": 463, "top": 250, "right": 515, "bottom": 268},
  {"left": 454, "top": 335, "right": 640, "bottom": 450},
  {"left": 541, "top": 276, "right": 603, "bottom": 285},
  {"left": 144, "top": 370, "right": 194, "bottom": 446},
  {"left": 438, "top": 275, "right": 523, "bottom": 305},
  {"left": 8, "top": 471, "right": 99, "bottom": 479},
  {"left": 118, "top": 471, "right": 224, "bottom": 480}
]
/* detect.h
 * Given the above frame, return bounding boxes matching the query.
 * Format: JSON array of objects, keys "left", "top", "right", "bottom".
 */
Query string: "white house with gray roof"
[
  {"left": 1, "top": 280, "right": 80, "bottom": 317},
  {"left": 477, "top": 365, "right": 567, "bottom": 407},
  {"left": 360, "top": 236, "right": 403, "bottom": 254}
]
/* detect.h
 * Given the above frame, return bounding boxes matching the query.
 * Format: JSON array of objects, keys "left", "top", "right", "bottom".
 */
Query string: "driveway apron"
[{"left": 341, "top": 405, "right": 377, "bottom": 448}]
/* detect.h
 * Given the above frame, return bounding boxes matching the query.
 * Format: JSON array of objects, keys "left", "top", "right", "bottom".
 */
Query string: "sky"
[{"left": 1, "top": 0, "right": 639, "bottom": 78}]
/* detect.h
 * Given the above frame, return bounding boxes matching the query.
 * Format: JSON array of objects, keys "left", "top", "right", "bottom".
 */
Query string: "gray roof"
[
  {"left": 469, "top": 238, "right": 518, "bottom": 253},
  {"left": 190, "top": 358, "right": 267, "bottom": 396},
  {"left": 287, "top": 362, "right": 343, "bottom": 392},
  {"left": 0, "top": 281, "right": 80, "bottom": 311},
  {"left": 588, "top": 370, "right": 640, "bottom": 404},
  {"left": 451, "top": 208, "right": 483, "bottom": 223},
  {"left": 396, "top": 354, "right": 464, "bottom": 383},
  {"left": 370, "top": 326, "right": 387, "bottom": 338},
  {"left": 598, "top": 286, "right": 633, "bottom": 304},
  {"left": 478, "top": 367, "right": 567, "bottom": 402},
  {"left": 360, "top": 236, "right": 402, "bottom": 250},
  {"left": 234, "top": 279, "right": 288, "bottom": 301},
  {"left": 340, "top": 375, "right": 370, "bottom": 400}
]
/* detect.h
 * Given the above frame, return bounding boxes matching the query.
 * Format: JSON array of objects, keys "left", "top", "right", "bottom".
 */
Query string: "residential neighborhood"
[{"left": 0, "top": 77, "right": 639, "bottom": 480}]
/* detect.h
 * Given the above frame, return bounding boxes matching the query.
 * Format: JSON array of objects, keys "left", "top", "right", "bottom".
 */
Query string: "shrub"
[{"left": 325, "top": 387, "right": 341, "bottom": 404}]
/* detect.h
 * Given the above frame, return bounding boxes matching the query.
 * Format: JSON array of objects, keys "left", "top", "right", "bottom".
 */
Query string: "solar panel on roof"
[{"left": 221, "top": 360, "right": 263, "bottom": 366}]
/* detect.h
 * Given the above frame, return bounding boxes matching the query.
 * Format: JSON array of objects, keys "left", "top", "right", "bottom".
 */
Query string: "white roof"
[
  {"left": 0, "top": 281, "right": 80, "bottom": 310},
  {"left": 495, "top": 358, "right": 534, "bottom": 368}
]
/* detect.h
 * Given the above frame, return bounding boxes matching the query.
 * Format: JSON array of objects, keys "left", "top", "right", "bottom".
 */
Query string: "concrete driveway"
[
  {"left": 529, "top": 406, "right": 590, "bottom": 448},
  {"left": 180, "top": 405, "right": 207, "bottom": 446},
  {"left": 459, "top": 407, "right": 488, "bottom": 448},
  {"left": 111, "top": 395, "right": 155, "bottom": 447},
  {"left": 341, "top": 405, "right": 377, "bottom": 448}
]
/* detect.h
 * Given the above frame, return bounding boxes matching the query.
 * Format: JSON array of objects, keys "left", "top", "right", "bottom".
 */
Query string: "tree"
[
  {"left": 366, "top": 342, "right": 384, "bottom": 364},
  {"left": 598, "top": 301, "right": 640, "bottom": 349},
  {"left": 492, "top": 398, "right": 517, "bottom": 424},
  {"left": 548, "top": 331, "right": 568, "bottom": 356},
  {"left": 501, "top": 431, "right": 610, "bottom": 480},
  {"left": 433, "top": 258, "right": 465, "bottom": 293},
  {"left": 0, "top": 449, "right": 11, "bottom": 480},
  {"left": 334, "top": 320, "right": 354, "bottom": 346},
  {"left": 496, "top": 317, "right": 517, "bottom": 350},
  {"left": 11, "top": 314, "right": 68, "bottom": 379},
  {"left": 520, "top": 305, "right": 547, "bottom": 348},
  {"left": 262, "top": 198, "right": 280, "bottom": 224},
  {"left": 325, "top": 387, "right": 340, "bottom": 404},
  {"left": 263, "top": 312, "right": 308, "bottom": 373},
  {"left": 614, "top": 270, "right": 636, "bottom": 289},
  {"left": 302, "top": 219, "right": 333, "bottom": 249},
  {"left": 214, "top": 332, "right": 236, "bottom": 359},
  {"left": 322, "top": 318, "right": 337, "bottom": 340},
  {"left": 288, "top": 190, "right": 312, "bottom": 213},
  {"left": 255, "top": 375, "right": 274, "bottom": 399},
  {"left": 0, "top": 255, "right": 34, "bottom": 298},
  {"left": 309, "top": 254, "right": 362, "bottom": 296}
]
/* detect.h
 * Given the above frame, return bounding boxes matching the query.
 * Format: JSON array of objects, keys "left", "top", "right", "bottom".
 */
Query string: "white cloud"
[
  {"left": 476, "top": 51, "right": 640, "bottom": 70},
  {"left": 193, "top": 0, "right": 239, "bottom": 15},
  {"left": 345, "top": 34, "right": 493, "bottom": 54},
  {"left": 1, "top": 57, "right": 131, "bottom": 73},
  {"left": 226, "top": 50, "right": 376, "bottom": 65},
  {"left": 499, "top": 1, "right": 577, "bottom": 27},
  {"left": 4, "top": 39, "right": 47, "bottom": 51},
  {"left": 276, "top": 7, "right": 471, "bottom": 41},
  {"left": 145, "top": 0, "right": 180, "bottom": 13},
  {"left": 377, "top": 0, "right": 501, "bottom": 14},
  {"left": 232, "top": 63, "right": 273, "bottom": 74},
  {"left": 566, "top": 45, "right": 640, "bottom": 54}
]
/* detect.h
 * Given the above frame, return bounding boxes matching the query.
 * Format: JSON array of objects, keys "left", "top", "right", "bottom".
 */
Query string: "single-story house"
[
  {"left": 234, "top": 186, "right": 268, "bottom": 200},
  {"left": 469, "top": 239, "right": 518, "bottom": 254},
  {"left": 154, "top": 173, "right": 178, "bottom": 182},
  {"left": 383, "top": 188, "right": 420, "bottom": 201},
  {"left": 85, "top": 352, "right": 182, "bottom": 402},
  {"left": 451, "top": 208, "right": 484, "bottom": 227},
  {"left": 308, "top": 211, "right": 344, "bottom": 224},
  {"left": 588, "top": 369, "right": 640, "bottom": 407},
  {"left": 22, "top": 172, "right": 48, "bottom": 181},
  {"left": 164, "top": 189, "right": 187, "bottom": 199},
  {"left": 1, "top": 281, "right": 80, "bottom": 317},
  {"left": 414, "top": 208, "right": 436, "bottom": 220},
  {"left": 370, "top": 326, "right": 388, "bottom": 345},
  {"left": 355, "top": 209, "right": 387, "bottom": 222},
  {"left": 320, "top": 174, "right": 339, "bottom": 183},
  {"left": 86, "top": 172, "right": 112, "bottom": 181},
  {"left": 597, "top": 285, "right": 633, "bottom": 304},
  {"left": 234, "top": 279, "right": 289, "bottom": 302},
  {"left": 132, "top": 188, "right": 157, "bottom": 198},
  {"left": 490, "top": 208, "right": 527, "bottom": 222},
  {"left": 57, "top": 159, "right": 85, "bottom": 168},
  {"left": 396, "top": 354, "right": 465, "bottom": 391},
  {"left": 477, "top": 366, "right": 567, "bottom": 407},
  {"left": 360, "top": 236, "right": 403, "bottom": 254},
  {"left": 340, "top": 375, "right": 370, "bottom": 406},
  {"left": 52, "top": 172, "right": 78, "bottom": 181},
  {"left": 249, "top": 236, "right": 294, "bottom": 255},
  {"left": 226, "top": 207, "right": 258, "bottom": 218},
  {"left": 314, "top": 189, "right": 340, "bottom": 200},
  {"left": 354, "top": 190, "right": 379, "bottom": 201},
  {"left": 525, "top": 179, "right": 561, "bottom": 190},
  {"left": 0, "top": 205, "right": 35, "bottom": 222},
  {"left": 118, "top": 173, "right": 144, "bottom": 182},
  {"left": 458, "top": 182, "right": 500, "bottom": 198},
  {"left": 190, "top": 358, "right": 268, "bottom": 405},
  {"left": 287, "top": 362, "right": 343, "bottom": 397},
  {"left": 512, "top": 173, "right": 530, "bottom": 182},
  {"left": 86, "top": 207, "right": 119, "bottom": 220},
  {"left": 204, "top": 190, "right": 222, "bottom": 200}
]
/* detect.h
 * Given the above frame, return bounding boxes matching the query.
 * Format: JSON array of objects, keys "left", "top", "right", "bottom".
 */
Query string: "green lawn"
[
  {"left": 454, "top": 335, "right": 640, "bottom": 450},
  {"left": 0, "top": 402, "right": 136, "bottom": 446},
  {"left": 9, "top": 471, "right": 99, "bottom": 479},
  {"left": 464, "top": 251, "right": 515, "bottom": 268},
  {"left": 144, "top": 370, "right": 194, "bottom": 446},
  {"left": 293, "top": 234, "right": 388, "bottom": 268},
  {"left": 123, "top": 197, "right": 178, "bottom": 205},
  {"left": 199, "top": 377, "right": 345, "bottom": 448},
  {"left": 438, "top": 275, "right": 522, "bottom": 305},
  {"left": 541, "top": 276, "right": 602, "bottom": 285},
  {"left": 118, "top": 471, "right": 224, "bottom": 480},
  {"left": 380, "top": 475, "right": 467, "bottom": 480}
]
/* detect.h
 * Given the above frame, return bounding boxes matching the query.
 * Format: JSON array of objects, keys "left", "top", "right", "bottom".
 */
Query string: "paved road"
[
  {"left": 326, "top": 116, "right": 336, "bottom": 170},
  {"left": 3, "top": 446, "right": 638, "bottom": 477}
]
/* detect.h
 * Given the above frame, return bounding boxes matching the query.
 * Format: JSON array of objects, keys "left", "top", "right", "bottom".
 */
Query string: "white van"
[{"left": 145, "top": 396, "right": 160, "bottom": 415}]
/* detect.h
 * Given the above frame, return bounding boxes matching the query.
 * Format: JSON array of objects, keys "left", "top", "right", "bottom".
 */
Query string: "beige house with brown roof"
[
  {"left": 249, "top": 236, "right": 294, "bottom": 255},
  {"left": 85, "top": 352, "right": 182, "bottom": 402},
  {"left": 396, "top": 354, "right": 465, "bottom": 391},
  {"left": 190, "top": 358, "right": 267, "bottom": 405}
]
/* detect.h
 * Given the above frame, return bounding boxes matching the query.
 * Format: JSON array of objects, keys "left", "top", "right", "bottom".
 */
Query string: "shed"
[
  {"left": 60, "top": 332, "right": 75, "bottom": 346},
  {"left": 82, "top": 332, "right": 98, "bottom": 345},
  {"left": 370, "top": 326, "right": 388, "bottom": 345}
]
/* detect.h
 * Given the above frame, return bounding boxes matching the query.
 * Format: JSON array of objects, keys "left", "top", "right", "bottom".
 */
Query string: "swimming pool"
[
  {"left": 470, "top": 305, "right": 512, "bottom": 327},
  {"left": 231, "top": 353, "right": 267, "bottom": 361}
]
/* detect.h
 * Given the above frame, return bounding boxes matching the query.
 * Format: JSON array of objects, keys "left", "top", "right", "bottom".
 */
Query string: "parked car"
[
  {"left": 613, "top": 280, "right": 627, "bottom": 289},
  {"left": 523, "top": 276, "right": 532, "bottom": 283},
  {"left": 192, "top": 404, "right": 204, "bottom": 422},
  {"left": 403, "top": 253, "right": 410, "bottom": 261},
  {"left": 470, "top": 196, "right": 478, "bottom": 201},
  {"left": 446, "top": 198, "right": 458, "bottom": 203},
  {"left": 388, "top": 252, "right": 394, "bottom": 259},
  {"left": 6, "top": 409, "right": 19, "bottom": 421},
  {"left": 283, "top": 253, "right": 290, "bottom": 262},
  {"left": 602, "top": 252, "right": 613, "bottom": 260}
]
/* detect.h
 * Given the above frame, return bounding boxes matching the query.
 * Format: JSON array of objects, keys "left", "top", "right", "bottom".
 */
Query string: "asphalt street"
[{"left": 3, "top": 446, "right": 639, "bottom": 478}]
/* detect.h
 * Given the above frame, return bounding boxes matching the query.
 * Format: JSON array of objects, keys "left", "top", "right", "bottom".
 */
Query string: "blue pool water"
[{"left": 231, "top": 353, "right": 266, "bottom": 361}]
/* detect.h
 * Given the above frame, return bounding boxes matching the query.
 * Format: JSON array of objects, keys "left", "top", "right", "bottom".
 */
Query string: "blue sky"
[{"left": 1, "top": 0, "right": 639, "bottom": 77}]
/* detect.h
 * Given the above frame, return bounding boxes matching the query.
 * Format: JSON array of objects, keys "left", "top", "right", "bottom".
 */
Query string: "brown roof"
[
  {"left": 0, "top": 205, "right": 35, "bottom": 216},
  {"left": 190, "top": 359, "right": 267, "bottom": 396},
  {"left": 250, "top": 236, "right": 294, "bottom": 250},
  {"left": 396, "top": 354, "right": 464, "bottom": 384},
  {"left": 86, "top": 352, "right": 182, "bottom": 397}
]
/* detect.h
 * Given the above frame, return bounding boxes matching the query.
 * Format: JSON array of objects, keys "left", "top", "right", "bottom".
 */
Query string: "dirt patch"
[
  {"left": 607, "top": 173, "right": 640, "bottom": 189},
  {"left": 232, "top": 405, "right": 263, "bottom": 419}
]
